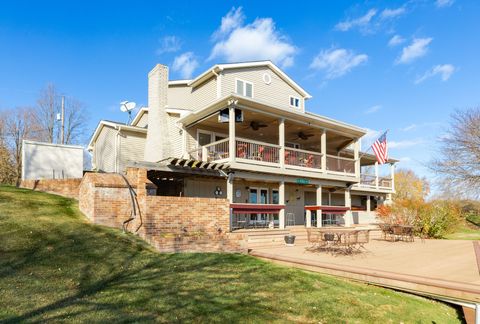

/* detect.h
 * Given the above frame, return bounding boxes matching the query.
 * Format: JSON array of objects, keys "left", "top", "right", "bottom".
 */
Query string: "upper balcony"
[{"left": 180, "top": 100, "right": 396, "bottom": 192}]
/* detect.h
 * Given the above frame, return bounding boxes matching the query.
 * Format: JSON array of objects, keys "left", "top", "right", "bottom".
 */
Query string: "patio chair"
[
  {"left": 402, "top": 226, "right": 415, "bottom": 242},
  {"left": 306, "top": 228, "right": 322, "bottom": 249},
  {"left": 286, "top": 213, "right": 295, "bottom": 226},
  {"left": 340, "top": 231, "right": 359, "bottom": 253},
  {"left": 356, "top": 230, "right": 370, "bottom": 250},
  {"left": 379, "top": 223, "right": 393, "bottom": 241},
  {"left": 392, "top": 225, "right": 404, "bottom": 242}
]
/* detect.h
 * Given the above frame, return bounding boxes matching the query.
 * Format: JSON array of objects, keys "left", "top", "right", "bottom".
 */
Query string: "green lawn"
[
  {"left": 445, "top": 221, "right": 480, "bottom": 240},
  {"left": 0, "top": 185, "right": 464, "bottom": 323}
]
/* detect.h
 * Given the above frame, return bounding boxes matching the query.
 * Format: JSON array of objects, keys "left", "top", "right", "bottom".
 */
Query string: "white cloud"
[
  {"left": 212, "top": 7, "right": 245, "bottom": 40},
  {"left": 380, "top": 7, "right": 406, "bottom": 19},
  {"left": 396, "top": 37, "right": 433, "bottom": 64},
  {"left": 172, "top": 52, "right": 199, "bottom": 79},
  {"left": 310, "top": 48, "right": 368, "bottom": 79},
  {"left": 335, "top": 9, "right": 377, "bottom": 32},
  {"left": 365, "top": 105, "right": 382, "bottom": 114},
  {"left": 209, "top": 8, "right": 296, "bottom": 68},
  {"left": 415, "top": 64, "right": 456, "bottom": 84},
  {"left": 388, "top": 35, "right": 405, "bottom": 47},
  {"left": 361, "top": 128, "right": 381, "bottom": 150},
  {"left": 156, "top": 36, "right": 181, "bottom": 55},
  {"left": 436, "top": 0, "right": 454, "bottom": 8},
  {"left": 389, "top": 139, "right": 424, "bottom": 149},
  {"left": 400, "top": 122, "right": 441, "bottom": 131},
  {"left": 399, "top": 156, "right": 412, "bottom": 163}
]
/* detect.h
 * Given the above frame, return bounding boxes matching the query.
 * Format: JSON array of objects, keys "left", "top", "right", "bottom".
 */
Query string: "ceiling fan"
[
  {"left": 292, "top": 131, "right": 314, "bottom": 140},
  {"left": 245, "top": 121, "right": 268, "bottom": 131}
]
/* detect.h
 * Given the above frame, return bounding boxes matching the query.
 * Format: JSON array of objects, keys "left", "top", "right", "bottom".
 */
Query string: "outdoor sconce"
[{"left": 214, "top": 186, "right": 223, "bottom": 197}]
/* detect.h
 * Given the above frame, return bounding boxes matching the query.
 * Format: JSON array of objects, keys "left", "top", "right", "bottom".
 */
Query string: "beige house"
[{"left": 89, "top": 61, "right": 397, "bottom": 230}]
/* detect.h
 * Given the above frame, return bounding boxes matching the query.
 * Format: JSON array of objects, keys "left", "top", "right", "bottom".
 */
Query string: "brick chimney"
[{"left": 144, "top": 64, "right": 169, "bottom": 162}]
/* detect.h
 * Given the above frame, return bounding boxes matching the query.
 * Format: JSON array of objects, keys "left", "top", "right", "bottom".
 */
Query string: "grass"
[
  {"left": 0, "top": 185, "right": 464, "bottom": 323},
  {"left": 445, "top": 219, "right": 480, "bottom": 240}
]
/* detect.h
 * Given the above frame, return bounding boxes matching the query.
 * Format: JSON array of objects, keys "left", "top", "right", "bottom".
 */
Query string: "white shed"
[{"left": 22, "top": 140, "right": 85, "bottom": 180}]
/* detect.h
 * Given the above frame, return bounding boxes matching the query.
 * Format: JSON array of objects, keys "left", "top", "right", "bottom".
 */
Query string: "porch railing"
[
  {"left": 326, "top": 154, "right": 355, "bottom": 174},
  {"left": 358, "top": 173, "right": 393, "bottom": 190},
  {"left": 379, "top": 177, "right": 392, "bottom": 188},
  {"left": 236, "top": 137, "right": 280, "bottom": 164},
  {"left": 203, "top": 138, "right": 229, "bottom": 162},
  {"left": 285, "top": 147, "right": 322, "bottom": 169}
]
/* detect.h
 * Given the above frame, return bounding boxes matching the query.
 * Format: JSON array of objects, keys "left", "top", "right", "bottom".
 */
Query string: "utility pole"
[{"left": 60, "top": 96, "right": 65, "bottom": 144}]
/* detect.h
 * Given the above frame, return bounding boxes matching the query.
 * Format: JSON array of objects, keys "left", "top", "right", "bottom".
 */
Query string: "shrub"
[{"left": 415, "top": 201, "right": 461, "bottom": 238}]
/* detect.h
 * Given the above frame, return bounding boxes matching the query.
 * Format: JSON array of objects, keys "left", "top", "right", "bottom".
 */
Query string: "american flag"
[{"left": 371, "top": 131, "right": 388, "bottom": 164}]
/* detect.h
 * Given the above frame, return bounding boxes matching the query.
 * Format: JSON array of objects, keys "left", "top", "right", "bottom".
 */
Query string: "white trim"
[
  {"left": 169, "top": 79, "right": 191, "bottom": 85},
  {"left": 235, "top": 78, "right": 254, "bottom": 98},
  {"left": 289, "top": 95, "right": 301, "bottom": 109},
  {"left": 196, "top": 129, "right": 228, "bottom": 147},
  {"left": 22, "top": 139, "right": 84, "bottom": 150},
  {"left": 88, "top": 120, "right": 147, "bottom": 150},
  {"left": 187, "top": 61, "right": 312, "bottom": 99},
  {"left": 131, "top": 107, "right": 148, "bottom": 126}
]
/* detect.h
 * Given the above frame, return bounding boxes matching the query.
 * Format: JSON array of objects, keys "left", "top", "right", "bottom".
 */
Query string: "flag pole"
[{"left": 358, "top": 129, "right": 389, "bottom": 160}]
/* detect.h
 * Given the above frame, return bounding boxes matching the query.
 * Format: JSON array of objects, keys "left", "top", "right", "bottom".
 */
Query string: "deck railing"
[
  {"left": 203, "top": 138, "right": 229, "bottom": 162},
  {"left": 326, "top": 154, "right": 355, "bottom": 174},
  {"left": 236, "top": 137, "right": 280, "bottom": 164},
  {"left": 285, "top": 147, "right": 322, "bottom": 169},
  {"left": 358, "top": 173, "right": 393, "bottom": 190},
  {"left": 379, "top": 177, "right": 392, "bottom": 188}
]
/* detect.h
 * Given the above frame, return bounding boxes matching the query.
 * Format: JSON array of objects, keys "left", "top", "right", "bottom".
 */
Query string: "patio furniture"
[
  {"left": 286, "top": 212, "right": 295, "bottom": 226},
  {"left": 356, "top": 230, "right": 370, "bottom": 249},
  {"left": 379, "top": 223, "right": 393, "bottom": 240},
  {"left": 306, "top": 228, "right": 321, "bottom": 248}
]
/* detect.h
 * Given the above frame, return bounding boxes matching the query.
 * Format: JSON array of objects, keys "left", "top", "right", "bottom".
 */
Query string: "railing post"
[
  {"left": 279, "top": 180, "right": 285, "bottom": 229},
  {"left": 390, "top": 163, "right": 395, "bottom": 191},
  {"left": 321, "top": 129, "right": 327, "bottom": 172},
  {"left": 229, "top": 106, "right": 236, "bottom": 163},
  {"left": 279, "top": 118, "right": 285, "bottom": 169},
  {"left": 354, "top": 138, "right": 360, "bottom": 178},
  {"left": 375, "top": 161, "right": 379, "bottom": 189}
]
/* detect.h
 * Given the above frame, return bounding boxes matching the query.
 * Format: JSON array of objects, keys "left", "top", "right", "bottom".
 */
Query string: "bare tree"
[
  {"left": 35, "top": 83, "right": 60, "bottom": 143},
  {"left": 35, "top": 83, "right": 88, "bottom": 145},
  {"left": 431, "top": 107, "right": 480, "bottom": 198},
  {"left": 2, "top": 107, "right": 40, "bottom": 186},
  {"left": 0, "top": 118, "right": 15, "bottom": 184},
  {"left": 63, "top": 98, "right": 88, "bottom": 144}
]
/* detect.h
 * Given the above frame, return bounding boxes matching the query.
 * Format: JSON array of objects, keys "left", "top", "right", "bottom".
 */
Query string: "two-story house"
[{"left": 88, "top": 61, "right": 397, "bottom": 230}]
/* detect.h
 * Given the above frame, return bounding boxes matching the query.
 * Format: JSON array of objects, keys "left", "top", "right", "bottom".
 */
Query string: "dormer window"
[
  {"left": 236, "top": 79, "right": 253, "bottom": 98},
  {"left": 290, "top": 96, "right": 300, "bottom": 109}
]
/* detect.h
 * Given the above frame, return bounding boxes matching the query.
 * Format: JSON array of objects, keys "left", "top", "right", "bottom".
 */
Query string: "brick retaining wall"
[
  {"left": 20, "top": 178, "right": 82, "bottom": 199},
  {"left": 78, "top": 169, "right": 246, "bottom": 253}
]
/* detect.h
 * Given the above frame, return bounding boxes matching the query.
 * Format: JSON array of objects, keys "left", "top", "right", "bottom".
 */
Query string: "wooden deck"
[{"left": 249, "top": 235, "right": 480, "bottom": 316}]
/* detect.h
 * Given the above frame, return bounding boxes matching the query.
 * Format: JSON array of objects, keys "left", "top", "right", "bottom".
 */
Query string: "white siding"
[
  {"left": 22, "top": 141, "right": 84, "bottom": 180},
  {"left": 135, "top": 113, "right": 149, "bottom": 128},
  {"left": 168, "top": 85, "right": 193, "bottom": 109},
  {"left": 191, "top": 76, "right": 217, "bottom": 110},
  {"left": 118, "top": 130, "right": 147, "bottom": 173},
  {"left": 221, "top": 66, "right": 305, "bottom": 111},
  {"left": 165, "top": 113, "right": 183, "bottom": 158},
  {"left": 94, "top": 126, "right": 116, "bottom": 172}
]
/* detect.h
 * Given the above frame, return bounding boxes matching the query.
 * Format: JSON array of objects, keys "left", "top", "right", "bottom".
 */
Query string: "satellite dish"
[
  {"left": 120, "top": 101, "right": 136, "bottom": 112},
  {"left": 120, "top": 101, "right": 137, "bottom": 124}
]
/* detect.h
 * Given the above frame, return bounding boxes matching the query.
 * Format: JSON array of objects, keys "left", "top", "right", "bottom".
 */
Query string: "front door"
[{"left": 249, "top": 187, "right": 269, "bottom": 227}]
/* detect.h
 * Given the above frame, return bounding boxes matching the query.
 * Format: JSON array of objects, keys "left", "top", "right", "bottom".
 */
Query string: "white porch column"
[
  {"left": 229, "top": 106, "right": 236, "bottom": 163},
  {"left": 344, "top": 188, "right": 352, "bottom": 227},
  {"left": 321, "top": 129, "right": 327, "bottom": 173},
  {"left": 306, "top": 210, "right": 312, "bottom": 228},
  {"left": 181, "top": 126, "right": 188, "bottom": 158},
  {"left": 226, "top": 176, "right": 234, "bottom": 203},
  {"left": 279, "top": 180, "right": 285, "bottom": 229},
  {"left": 354, "top": 139, "right": 360, "bottom": 178},
  {"left": 366, "top": 195, "right": 371, "bottom": 212},
  {"left": 375, "top": 161, "right": 379, "bottom": 189},
  {"left": 279, "top": 118, "right": 285, "bottom": 169},
  {"left": 316, "top": 185, "right": 323, "bottom": 228},
  {"left": 390, "top": 163, "right": 395, "bottom": 191}
]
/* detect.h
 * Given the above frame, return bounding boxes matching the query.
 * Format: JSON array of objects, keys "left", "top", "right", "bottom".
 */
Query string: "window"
[
  {"left": 289, "top": 96, "right": 300, "bottom": 109},
  {"left": 236, "top": 79, "right": 253, "bottom": 98}
]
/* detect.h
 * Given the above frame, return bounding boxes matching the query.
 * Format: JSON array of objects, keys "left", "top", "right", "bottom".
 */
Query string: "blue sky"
[{"left": 1, "top": 0, "right": 479, "bottom": 181}]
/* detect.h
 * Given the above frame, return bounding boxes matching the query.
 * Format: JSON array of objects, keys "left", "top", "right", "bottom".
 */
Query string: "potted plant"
[{"left": 284, "top": 234, "right": 296, "bottom": 246}]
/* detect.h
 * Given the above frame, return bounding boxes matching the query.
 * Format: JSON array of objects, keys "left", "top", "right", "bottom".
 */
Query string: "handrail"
[
  {"left": 285, "top": 146, "right": 323, "bottom": 156},
  {"left": 203, "top": 138, "right": 229, "bottom": 148},
  {"left": 236, "top": 136, "right": 280, "bottom": 148},
  {"left": 326, "top": 154, "right": 356, "bottom": 162}
]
